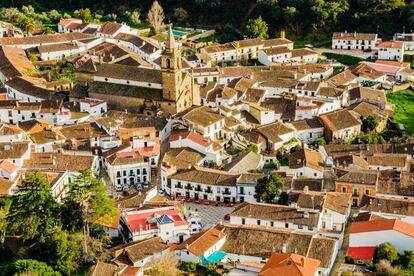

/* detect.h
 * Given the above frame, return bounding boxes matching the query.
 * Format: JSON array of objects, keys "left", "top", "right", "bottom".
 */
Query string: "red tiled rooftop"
[
  {"left": 123, "top": 208, "right": 187, "bottom": 232},
  {"left": 347, "top": 247, "right": 375, "bottom": 260}
]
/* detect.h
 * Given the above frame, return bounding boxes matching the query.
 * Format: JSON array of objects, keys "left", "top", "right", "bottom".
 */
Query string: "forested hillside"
[{"left": 1, "top": 0, "right": 414, "bottom": 40}]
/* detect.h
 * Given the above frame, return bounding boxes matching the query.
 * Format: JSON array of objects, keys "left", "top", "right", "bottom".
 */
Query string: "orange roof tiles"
[
  {"left": 350, "top": 219, "right": 414, "bottom": 238},
  {"left": 377, "top": 41, "right": 404, "bottom": 49},
  {"left": 0, "top": 159, "right": 16, "bottom": 174},
  {"left": 260, "top": 253, "right": 320, "bottom": 276}
]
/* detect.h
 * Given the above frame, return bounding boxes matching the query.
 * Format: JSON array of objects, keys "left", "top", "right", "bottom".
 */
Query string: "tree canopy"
[
  {"left": 244, "top": 16, "right": 268, "bottom": 39},
  {"left": 255, "top": 173, "right": 285, "bottom": 203}
]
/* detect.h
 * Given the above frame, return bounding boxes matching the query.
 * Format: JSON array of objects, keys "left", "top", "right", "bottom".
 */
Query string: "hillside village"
[{"left": 2, "top": 3, "right": 414, "bottom": 276}]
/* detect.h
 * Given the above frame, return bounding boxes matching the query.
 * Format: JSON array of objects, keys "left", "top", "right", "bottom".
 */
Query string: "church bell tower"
[{"left": 161, "top": 24, "right": 182, "bottom": 102}]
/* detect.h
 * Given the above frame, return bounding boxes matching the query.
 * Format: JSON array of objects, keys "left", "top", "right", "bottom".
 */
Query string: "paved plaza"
[{"left": 184, "top": 202, "right": 236, "bottom": 229}]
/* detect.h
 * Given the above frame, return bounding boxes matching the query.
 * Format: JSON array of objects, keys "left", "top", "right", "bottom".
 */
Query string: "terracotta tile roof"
[
  {"left": 377, "top": 170, "right": 414, "bottom": 197},
  {"left": 0, "top": 160, "right": 16, "bottom": 174},
  {"left": 232, "top": 38, "right": 263, "bottom": 48},
  {"left": 98, "top": 22, "right": 123, "bottom": 35},
  {"left": 350, "top": 63, "right": 385, "bottom": 80},
  {"left": 263, "top": 38, "right": 293, "bottom": 48},
  {"left": 215, "top": 224, "right": 337, "bottom": 268},
  {"left": 350, "top": 219, "right": 414, "bottom": 238},
  {"left": 288, "top": 148, "right": 325, "bottom": 172},
  {"left": 177, "top": 227, "right": 225, "bottom": 256},
  {"left": 170, "top": 166, "right": 239, "bottom": 186},
  {"left": 204, "top": 43, "right": 235, "bottom": 53},
  {"left": 231, "top": 202, "right": 320, "bottom": 227},
  {"left": 291, "top": 179, "right": 323, "bottom": 192},
  {"left": 88, "top": 81, "right": 163, "bottom": 101},
  {"left": 182, "top": 106, "right": 224, "bottom": 128},
  {"left": 5, "top": 77, "right": 62, "bottom": 101},
  {"left": 367, "top": 153, "right": 407, "bottom": 168},
  {"left": 378, "top": 41, "right": 404, "bottom": 49},
  {"left": 336, "top": 169, "right": 379, "bottom": 185},
  {"left": 263, "top": 47, "right": 291, "bottom": 55},
  {"left": 0, "top": 141, "right": 30, "bottom": 160},
  {"left": 23, "top": 153, "right": 96, "bottom": 172},
  {"left": 319, "top": 109, "right": 361, "bottom": 132},
  {"left": 57, "top": 122, "right": 108, "bottom": 140},
  {"left": 0, "top": 123, "right": 24, "bottom": 136},
  {"left": 360, "top": 195, "right": 414, "bottom": 216},
  {"left": 349, "top": 86, "right": 387, "bottom": 105},
  {"left": 327, "top": 70, "right": 357, "bottom": 86},
  {"left": 348, "top": 102, "right": 387, "bottom": 122},
  {"left": 291, "top": 48, "right": 317, "bottom": 58},
  {"left": 94, "top": 63, "right": 162, "bottom": 84},
  {"left": 256, "top": 122, "right": 295, "bottom": 143},
  {"left": 0, "top": 46, "right": 36, "bottom": 79},
  {"left": 90, "top": 261, "right": 118, "bottom": 276},
  {"left": 113, "top": 237, "right": 168, "bottom": 263},
  {"left": 289, "top": 118, "right": 323, "bottom": 131},
  {"left": 169, "top": 130, "right": 220, "bottom": 150},
  {"left": 0, "top": 32, "right": 93, "bottom": 46},
  {"left": 162, "top": 147, "right": 205, "bottom": 171},
  {"left": 332, "top": 32, "right": 377, "bottom": 40},
  {"left": 260, "top": 253, "right": 320, "bottom": 276}
]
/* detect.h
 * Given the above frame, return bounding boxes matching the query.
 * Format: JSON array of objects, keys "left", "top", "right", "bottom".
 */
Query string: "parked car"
[
  {"left": 195, "top": 199, "right": 203, "bottom": 204},
  {"left": 203, "top": 200, "right": 210, "bottom": 205},
  {"left": 226, "top": 202, "right": 234, "bottom": 207},
  {"left": 223, "top": 214, "right": 230, "bottom": 221}
]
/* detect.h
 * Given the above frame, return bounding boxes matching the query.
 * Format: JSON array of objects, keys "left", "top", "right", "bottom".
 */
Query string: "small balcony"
[
  {"left": 185, "top": 185, "right": 193, "bottom": 190},
  {"left": 223, "top": 190, "right": 231, "bottom": 195},
  {"left": 195, "top": 187, "right": 202, "bottom": 192},
  {"left": 175, "top": 184, "right": 183, "bottom": 189}
]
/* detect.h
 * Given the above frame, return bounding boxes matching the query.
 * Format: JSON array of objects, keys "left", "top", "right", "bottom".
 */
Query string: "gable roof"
[
  {"left": 170, "top": 166, "right": 239, "bottom": 186},
  {"left": 177, "top": 227, "right": 226, "bottom": 257},
  {"left": 182, "top": 106, "right": 224, "bottom": 127},
  {"left": 350, "top": 219, "right": 414, "bottom": 238},
  {"left": 256, "top": 122, "right": 295, "bottom": 143},
  {"left": 319, "top": 109, "right": 361, "bottom": 132},
  {"left": 288, "top": 148, "right": 324, "bottom": 172},
  {"left": 336, "top": 169, "right": 379, "bottom": 185},
  {"left": 215, "top": 224, "right": 337, "bottom": 268},
  {"left": 231, "top": 202, "right": 320, "bottom": 227},
  {"left": 260, "top": 253, "right": 320, "bottom": 276},
  {"left": 98, "top": 22, "right": 123, "bottom": 35},
  {"left": 113, "top": 237, "right": 169, "bottom": 263}
]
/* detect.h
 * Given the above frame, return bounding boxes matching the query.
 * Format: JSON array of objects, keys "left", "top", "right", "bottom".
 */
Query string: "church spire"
[{"left": 166, "top": 24, "right": 176, "bottom": 50}]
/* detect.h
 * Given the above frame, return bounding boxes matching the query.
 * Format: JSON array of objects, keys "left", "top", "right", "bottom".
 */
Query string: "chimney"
[
  {"left": 354, "top": 31, "right": 356, "bottom": 37},
  {"left": 304, "top": 185, "right": 309, "bottom": 194},
  {"left": 301, "top": 257, "right": 305, "bottom": 268},
  {"left": 280, "top": 31, "right": 286, "bottom": 39}
]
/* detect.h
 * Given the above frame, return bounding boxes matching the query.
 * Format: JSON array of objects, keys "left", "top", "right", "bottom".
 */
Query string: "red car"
[
  {"left": 223, "top": 214, "right": 230, "bottom": 221},
  {"left": 195, "top": 199, "right": 203, "bottom": 204},
  {"left": 185, "top": 197, "right": 193, "bottom": 202},
  {"left": 226, "top": 202, "right": 234, "bottom": 207},
  {"left": 204, "top": 200, "right": 210, "bottom": 205}
]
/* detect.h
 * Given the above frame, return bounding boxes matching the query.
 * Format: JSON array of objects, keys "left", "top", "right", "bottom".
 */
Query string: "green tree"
[
  {"left": 62, "top": 170, "right": 116, "bottom": 255},
  {"left": 244, "top": 16, "right": 268, "bottom": 39},
  {"left": 400, "top": 250, "right": 414, "bottom": 271},
  {"left": 129, "top": 10, "right": 141, "bottom": 24},
  {"left": 29, "top": 228, "right": 77, "bottom": 274},
  {"left": 361, "top": 115, "right": 379, "bottom": 132},
  {"left": 0, "top": 197, "right": 11, "bottom": 244},
  {"left": 174, "top": 7, "right": 188, "bottom": 23},
  {"left": 375, "top": 259, "right": 401, "bottom": 276},
  {"left": 1, "top": 259, "right": 61, "bottom": 276},
  {"left": 8, "top": 173, "right": 60, "bottom": 241},
  {"left": 77, "top": 8, "right": 92, "bottom": 22},
  {"left": 47, "top": 10, "right": 61, "bottom": 21},
  {"left": 255, "top": 173, "right": 284, "bottom": 203},
  {"left": 374, "top": 242, "right": 399, "bottom": 264},
  {"left": 17, "top": 16, "right": 35, "bottom": 33}
]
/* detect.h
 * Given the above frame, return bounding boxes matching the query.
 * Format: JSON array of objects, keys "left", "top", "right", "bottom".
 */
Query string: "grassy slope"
[{"left": 387, "top": 89, "right": 414, "bottom": 134}]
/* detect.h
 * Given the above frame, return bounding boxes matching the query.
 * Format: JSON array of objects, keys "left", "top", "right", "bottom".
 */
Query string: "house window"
[
  {"left": 257, "top": 220, "right": 261, "bottom": 225},
  {"left": 241, "top": 218, "right": 245, "bottom": 225},
  {"left": 308, "top": 226, "right": 313, "bottom": 231},
  {"left": 123, "top": 171, "right": 126, "bottom": 176},
  {"left": 270, "top": 221, "right": 274, "bottom": 227},
  {"left": 298, "top": 225, "right": 303, "bottom": 229},
  {"left": 341, "top": 187, "right": 346, "bottom": 193},
  {"left": 285, "top": 223, "right": 289, "bottom": 228},
  {"left": 365, "top": 189, "right": 370, "bottom": 195}
]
